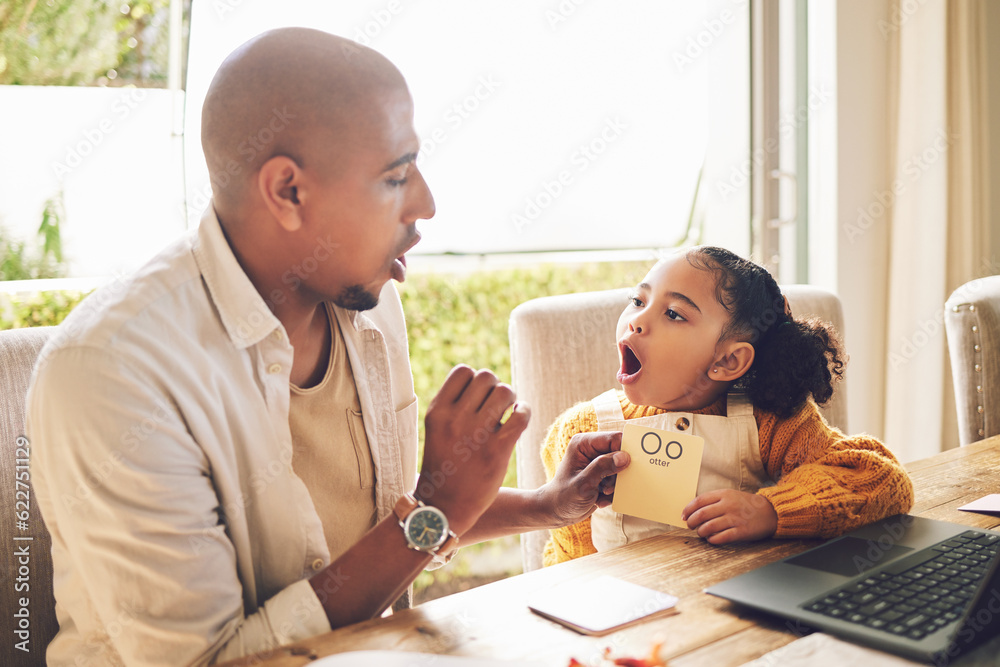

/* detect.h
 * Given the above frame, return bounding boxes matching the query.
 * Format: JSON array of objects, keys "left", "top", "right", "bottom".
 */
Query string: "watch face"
[{"left": 405, "top": 507, "right": 448, "bottom": 551}]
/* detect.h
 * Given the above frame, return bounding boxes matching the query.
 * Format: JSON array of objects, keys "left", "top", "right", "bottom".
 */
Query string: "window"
[{"left": 183, "top": 1, "right": 753, "bottom": 261}]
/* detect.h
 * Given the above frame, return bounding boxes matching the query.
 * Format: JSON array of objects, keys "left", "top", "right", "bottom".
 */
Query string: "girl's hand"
[{"left": 681, "top": 489, "right": 778, "bottom": 545}]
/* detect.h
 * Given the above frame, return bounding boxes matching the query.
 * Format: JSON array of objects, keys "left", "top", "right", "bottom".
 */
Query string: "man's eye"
[{"left": 386, "top": 177, "right": 408, "bottom": 187}]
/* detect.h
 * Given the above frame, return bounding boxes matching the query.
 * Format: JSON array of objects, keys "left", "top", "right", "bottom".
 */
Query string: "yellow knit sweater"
[{"left": 541, "top": 391, "right": 915, "bottom": 566}]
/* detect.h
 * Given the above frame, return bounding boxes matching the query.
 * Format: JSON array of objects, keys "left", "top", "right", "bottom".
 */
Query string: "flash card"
[
  {"left": 612, "top": 423, "right": 704, "bottom": 528},
  {"left": 958, "top": 494, "right": 1000, "bottom": 515},
  {"left": 527, "top": 574, "right": 679, "bottom": 635}
]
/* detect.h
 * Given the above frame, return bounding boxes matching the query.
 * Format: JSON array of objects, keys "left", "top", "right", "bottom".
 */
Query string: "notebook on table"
[{"left": 706, "top": 514, "right": 1000, "bottom": 664}]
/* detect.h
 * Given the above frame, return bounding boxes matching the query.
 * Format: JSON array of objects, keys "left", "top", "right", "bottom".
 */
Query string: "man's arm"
[
  {"left": 29, "top": 346, "right": 333, "bottom": 666},
  {"left": 460, "top": 431, "right": 629, "bottom": 545},
  {"left": 310, "top": 364, "right": 531, "bottom": 626}
]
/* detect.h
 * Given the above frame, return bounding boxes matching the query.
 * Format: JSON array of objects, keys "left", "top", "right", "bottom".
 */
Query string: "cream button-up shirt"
[{"left": 27, "top": 204, "right": 419, "bottom": 666}]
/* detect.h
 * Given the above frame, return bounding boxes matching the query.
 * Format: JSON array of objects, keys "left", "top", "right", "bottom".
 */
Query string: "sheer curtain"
[{"left": 882, "top": 0, "right": 992, "bottom": 459}]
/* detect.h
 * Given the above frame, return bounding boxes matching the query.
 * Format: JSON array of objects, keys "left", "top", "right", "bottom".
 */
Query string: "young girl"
[{"left": 541, "top": 246, "right": 914, "bottom": 566}]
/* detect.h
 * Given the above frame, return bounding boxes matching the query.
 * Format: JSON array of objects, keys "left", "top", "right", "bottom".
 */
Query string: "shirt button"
[
  {"left": 675, "top": 417, "right": 690, "bottom": 431},
  {"left": 272, "top": 330, "right": 284, "bottom": 341},
  {"left": 267, "top": 363, "right": 282, "bottom": 375},
  {"left": 311, "top": 558, "right": 325, "bottom": 572}
]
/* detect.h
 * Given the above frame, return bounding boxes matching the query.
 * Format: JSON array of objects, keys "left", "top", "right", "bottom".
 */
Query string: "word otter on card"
[
  {"left": 613, "top": 424, "right": 705, "bottom": 528},
  {"left": 640, "top": 432, "right": 684, "bottom": 466}
]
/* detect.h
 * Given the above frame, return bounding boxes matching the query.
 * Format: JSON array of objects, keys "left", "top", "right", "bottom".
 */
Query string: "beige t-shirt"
[{"left": 289, "top": 303, "right": 378, "bottom": 562}]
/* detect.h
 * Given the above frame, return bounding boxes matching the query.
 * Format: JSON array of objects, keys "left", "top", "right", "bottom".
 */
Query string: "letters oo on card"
[{"left": 612, "top": 424, "right": 704, "bottom": 528}]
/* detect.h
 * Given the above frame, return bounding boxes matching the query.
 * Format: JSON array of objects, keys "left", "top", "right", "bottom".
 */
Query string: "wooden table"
[{"left": 224, "top": 436, "right": 1000, "bottom": 666}]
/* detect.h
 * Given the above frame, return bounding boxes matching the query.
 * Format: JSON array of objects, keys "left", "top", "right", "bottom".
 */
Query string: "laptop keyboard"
[{"left": 803, "top": 530, "right": 1000, "bottom": 641}]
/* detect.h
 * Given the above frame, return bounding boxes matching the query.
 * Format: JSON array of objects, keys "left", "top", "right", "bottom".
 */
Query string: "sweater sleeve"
[
  {"left": 540, "top": 401, "right": 601, "bottom": 566},
  {"left": 754, "top": 400, "right": 915, "bottom": 538}
]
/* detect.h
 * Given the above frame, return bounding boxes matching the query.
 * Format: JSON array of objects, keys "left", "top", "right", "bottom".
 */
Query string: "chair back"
[
  {"left": 0, "top": 326, "right": 57, "bottom": 665},
  {"left": 945, "top": 276, "right": 1000, "bottom": 445},
  {"left": 509, "top": 285, "right": 847, "bottom": 571}
]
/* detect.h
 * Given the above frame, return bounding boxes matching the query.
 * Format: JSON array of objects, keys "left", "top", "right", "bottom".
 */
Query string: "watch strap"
[
  {"left": 393, "top": 493, "right": 420, "bottom": 522},
  {"left": 437, "top": 531, "right": 459, "bottom": 555}
]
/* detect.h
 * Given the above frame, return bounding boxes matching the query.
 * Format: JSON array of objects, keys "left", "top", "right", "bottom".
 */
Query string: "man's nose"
[{"left": 408, "top": 167, "right": 435, "bottom": 222}]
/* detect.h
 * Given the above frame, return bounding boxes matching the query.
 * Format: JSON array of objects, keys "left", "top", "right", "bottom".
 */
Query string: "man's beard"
[{"left": 334, "top": 285, "right": 379, "bottom": 311}]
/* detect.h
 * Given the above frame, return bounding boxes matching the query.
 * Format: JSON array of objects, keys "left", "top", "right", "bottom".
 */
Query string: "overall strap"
[
  {"left": 592, "top": 389, "right": 626, "bottom": 425},
  {"left": 726, "top": 391, "right": 754, "bottom": 417}
]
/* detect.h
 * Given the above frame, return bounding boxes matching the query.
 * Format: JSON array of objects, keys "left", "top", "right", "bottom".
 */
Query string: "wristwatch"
[{"left": 394, "top": 493, "right": 459, "bottom": 557}]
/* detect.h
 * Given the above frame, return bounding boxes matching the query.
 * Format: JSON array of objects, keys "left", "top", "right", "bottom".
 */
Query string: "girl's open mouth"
[{"left": 617, "top": 342, "right": 643, "bottom": 384}]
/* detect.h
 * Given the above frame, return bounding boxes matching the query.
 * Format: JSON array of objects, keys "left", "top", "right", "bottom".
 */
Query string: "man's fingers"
[
  {"left": 569, "top": 431, "right": 623, "bottom": 460},
  {"left": 578, "top": 450, "right": 630, "bottom": 496},
  {"left": 497, "top": 402, "right": 530, "bottom": 437},
  {"left": 460, "top": 369, "right": 504, "bottom": 411},
  {"left": 433, "top": 364, "right": 476, "bottom": 404}
]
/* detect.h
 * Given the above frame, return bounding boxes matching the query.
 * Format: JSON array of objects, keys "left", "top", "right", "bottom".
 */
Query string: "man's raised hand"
[{"left": 417, "top": 365, "right": 529, "bottom": 536}]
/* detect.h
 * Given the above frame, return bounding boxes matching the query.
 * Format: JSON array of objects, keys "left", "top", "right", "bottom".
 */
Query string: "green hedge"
[{"left": 0, "top": 290, "right": 89, "bottom": 330}]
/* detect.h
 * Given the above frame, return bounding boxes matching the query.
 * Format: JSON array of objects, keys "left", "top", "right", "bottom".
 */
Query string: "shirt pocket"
[
  {"left": 393, "top": 397, "right": 419, "bottom": 487},
  {"left": 347, "top": 408, "right": 375, "bottom": 489}
]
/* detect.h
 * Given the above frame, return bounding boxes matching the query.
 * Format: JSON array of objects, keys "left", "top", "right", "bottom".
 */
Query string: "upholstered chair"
[
  {"left": 945, "top": 276, "right": 1000, "bottom": 446},
  {"left": 0, "top": 326, "right": 57, "bottom": 664}
]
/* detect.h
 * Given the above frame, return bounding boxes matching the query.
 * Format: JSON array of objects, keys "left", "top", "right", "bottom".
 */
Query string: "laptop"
[{"left": 705, "top": 514, "right": 1000, "bottom": 664}]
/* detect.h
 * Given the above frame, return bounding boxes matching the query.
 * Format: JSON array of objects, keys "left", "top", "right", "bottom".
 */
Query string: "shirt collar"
[{"left": 191, "top": 202, "right": 283, "bottom": 350}]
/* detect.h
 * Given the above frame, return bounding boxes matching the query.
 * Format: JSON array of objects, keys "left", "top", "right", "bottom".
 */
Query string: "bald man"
[{"left": 27, "top": 28, "right": 628, "bottom": 666}]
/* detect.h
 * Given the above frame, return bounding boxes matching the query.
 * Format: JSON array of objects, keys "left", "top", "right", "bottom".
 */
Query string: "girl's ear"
[
  {"left": 711, "top": 341, "right": 755, "bottom": 382},
  {"left": 257, "top": 155, "right": 305, "bottom": 232}
]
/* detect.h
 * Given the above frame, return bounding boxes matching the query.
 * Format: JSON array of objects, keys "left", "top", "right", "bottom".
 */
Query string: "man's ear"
[
  {"left": 711, "top": 341, "right": 755, "bottom": 382},
  {"left": 257, "top": 156, "right": 305, "bottom": 232}
]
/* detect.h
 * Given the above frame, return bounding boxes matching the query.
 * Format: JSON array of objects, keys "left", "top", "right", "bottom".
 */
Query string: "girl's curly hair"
[{"left": 686, "top": 246, "right": 846, "bottom": 418}]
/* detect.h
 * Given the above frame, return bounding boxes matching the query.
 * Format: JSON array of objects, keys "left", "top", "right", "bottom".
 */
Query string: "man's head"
[{"left": 202, "top": 28, "right": 434, "bottom": 311}]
